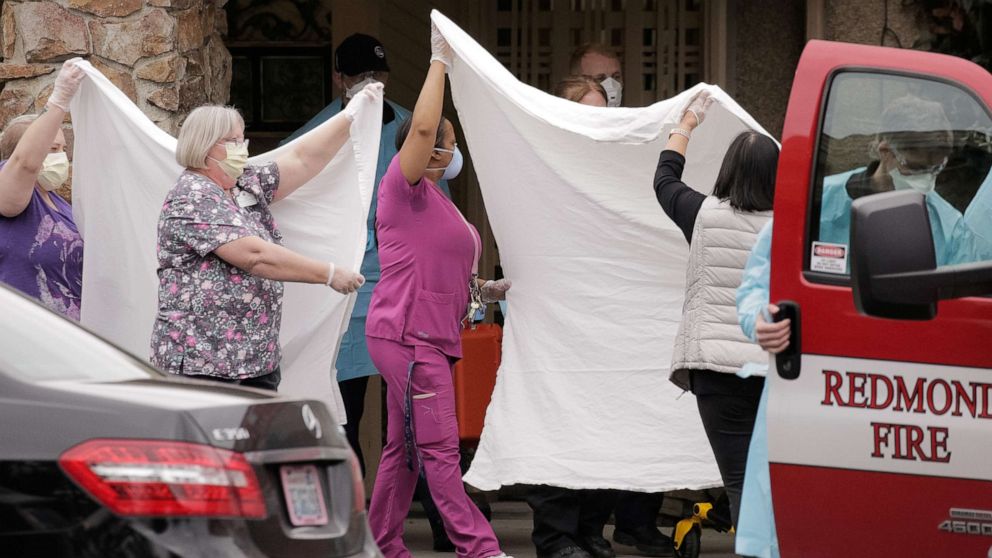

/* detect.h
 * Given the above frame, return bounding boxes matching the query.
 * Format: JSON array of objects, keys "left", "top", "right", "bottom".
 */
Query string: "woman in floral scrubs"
[{"left": 150, "top": 91, "right": 378, "bottom": 390}]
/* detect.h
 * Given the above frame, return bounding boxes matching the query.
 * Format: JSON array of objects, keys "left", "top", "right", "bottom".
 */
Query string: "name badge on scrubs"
[{"left": 235, "top": 188, "right": 258, "bottom": 208}]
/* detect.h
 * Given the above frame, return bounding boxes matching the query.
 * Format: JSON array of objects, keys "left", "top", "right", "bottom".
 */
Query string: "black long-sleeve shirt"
[{"left": 653, "top": 149, "right": 706, "bottom": 244}]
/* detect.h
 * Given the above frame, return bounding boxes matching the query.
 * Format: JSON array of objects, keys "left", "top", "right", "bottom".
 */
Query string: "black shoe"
[
  {"left": 539, "top": 545, "right": 594, "bottom": 558},
  {"left": 613, "top": 526, "right": 675, "bottom": 557},
  {"left": 576, "top": 534, "right": 616, "bottom": 558}
]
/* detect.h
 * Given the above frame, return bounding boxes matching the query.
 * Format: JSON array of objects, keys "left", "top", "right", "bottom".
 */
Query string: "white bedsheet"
[
  {"left": 432, "top": 11, "right": 772, "bottom": 491},
  {"left": 69, "top": 61, "right": 381, "bottom": 424}
]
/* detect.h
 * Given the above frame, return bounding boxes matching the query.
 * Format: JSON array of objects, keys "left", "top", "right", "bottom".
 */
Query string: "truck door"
[{"left": 768, "top": 40, "right": 992, "bottom": 556}]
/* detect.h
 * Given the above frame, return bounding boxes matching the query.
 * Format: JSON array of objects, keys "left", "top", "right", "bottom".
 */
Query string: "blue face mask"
[{"left": 428, "top": 146, "right": 463, "bottom": 180}]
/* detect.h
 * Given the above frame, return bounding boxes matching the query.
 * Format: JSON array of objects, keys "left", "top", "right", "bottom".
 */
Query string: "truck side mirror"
[
  {"left": 850, "top": 191, "right": 937, "bottom": 320},
  {"left": 850, "top": 190, "right": 992, "bottom": 320}
]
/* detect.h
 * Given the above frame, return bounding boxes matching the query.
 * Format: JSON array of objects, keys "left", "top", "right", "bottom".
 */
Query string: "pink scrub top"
[{"left": 366, "top": 154, "right": 480, "bottom": 358}]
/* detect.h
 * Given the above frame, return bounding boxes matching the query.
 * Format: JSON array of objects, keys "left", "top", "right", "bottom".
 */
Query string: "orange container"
[{"left": 452, "top": 324, "right": 502, "bottom": 443}]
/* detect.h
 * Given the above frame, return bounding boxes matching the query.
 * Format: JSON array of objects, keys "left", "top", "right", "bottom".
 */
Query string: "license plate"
[{"left": 280, "top": 464, "right": 328, "bottom": 526}]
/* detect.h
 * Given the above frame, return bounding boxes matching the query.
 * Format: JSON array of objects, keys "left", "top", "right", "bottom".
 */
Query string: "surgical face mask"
[
  {"left": 427, "top": 146, "right": 463, "bottom": 180},
  {"left": 600, "top": 77, "right": 623, "bottom": 107},
  {"left": 208, "top": 140, "right": 249, "bottom": 180},
  {"left": 889, "top": 167, "right": 937, "bottom": 194},
  {"left": 345, "top": 76, "right": 381, "bottom": 99},
  {"left": 37, "top": 152, "right": 70, "bottom": 191}
]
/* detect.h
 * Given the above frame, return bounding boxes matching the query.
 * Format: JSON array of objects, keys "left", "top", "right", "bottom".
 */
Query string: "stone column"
[{"left": 0, "top": 0, "right": 232, "bottom": 138}]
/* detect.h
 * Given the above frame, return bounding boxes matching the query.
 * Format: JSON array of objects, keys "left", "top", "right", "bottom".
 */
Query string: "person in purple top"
[
  {"left": 150, "top": 90, "right": 374, "bottom": 391},
  {"left": 364, "top": 24, "right": 511, "bottom": 558},
  {"left": 0, "top": 59, "right": 86, "bottom": 320}
]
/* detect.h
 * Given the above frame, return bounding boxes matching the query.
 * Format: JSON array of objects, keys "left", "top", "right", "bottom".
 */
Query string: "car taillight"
[
  {"left": 59, "top": 439, "right": 267, "bottom": 519},
  {"left": 348, "top": 451, "right": 366, "bottom": 513}
]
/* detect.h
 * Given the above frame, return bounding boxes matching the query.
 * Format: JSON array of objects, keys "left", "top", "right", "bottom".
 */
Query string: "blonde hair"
[
  {"left": 175, "top": 105, "right": 244, "bottom": 169},
  {"left": 553, "top": 76, "right": 608, "bottom": 104},
  {"left": 1, "top": 114, "right": 40, "bottom": 160}
]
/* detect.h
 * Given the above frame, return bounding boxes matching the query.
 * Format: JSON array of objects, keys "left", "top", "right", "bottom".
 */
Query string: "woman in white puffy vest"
[{"left": 652, "top": 91, "right": 778, "bottom": 527}]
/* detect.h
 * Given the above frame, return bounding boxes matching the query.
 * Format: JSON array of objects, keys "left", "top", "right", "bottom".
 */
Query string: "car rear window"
[{"left": 0, "top": 289, "right": 161, "bottom": 383}]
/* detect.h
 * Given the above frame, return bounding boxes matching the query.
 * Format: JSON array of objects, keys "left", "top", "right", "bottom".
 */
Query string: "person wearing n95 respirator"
[
  {"left": 569, "top": 43, "right": 624, "bottom": 107},
  {"left": 150, "top": 95, "right": 374, "bottom": 392},
  {"left": 36, "top": 152, "right": 71, "bottom": 191},
  {"left": 818, "top": 95, "right": 992, "bottom": 268},
  {"left": 0, "top": 58, "right": 86, "bottom": 320}
]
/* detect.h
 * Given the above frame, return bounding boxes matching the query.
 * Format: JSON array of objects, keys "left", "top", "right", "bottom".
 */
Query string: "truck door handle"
[{"left": 774, "top": 300, "right": 801, "bottom": 379}]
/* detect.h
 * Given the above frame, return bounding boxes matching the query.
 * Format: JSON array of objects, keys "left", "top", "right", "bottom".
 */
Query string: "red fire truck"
[{"left": 767, "top": 40, "right": 992, "bottom": 556}]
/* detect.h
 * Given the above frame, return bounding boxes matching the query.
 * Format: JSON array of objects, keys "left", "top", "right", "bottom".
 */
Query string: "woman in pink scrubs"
[{"left": 365, "top": 25, "right": 511, "bottom": 558}]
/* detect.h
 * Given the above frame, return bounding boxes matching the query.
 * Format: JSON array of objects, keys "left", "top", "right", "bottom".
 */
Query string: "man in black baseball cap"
[
  {"left": 283, "top": 32, "right": 397, "bottom": 147},
  {"left": 334, "top": 33, "right": 390, "bottom": 76}
]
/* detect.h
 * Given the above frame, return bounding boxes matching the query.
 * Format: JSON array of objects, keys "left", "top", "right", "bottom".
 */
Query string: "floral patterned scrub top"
[{"left": 150, "top": 162, "right": 283, "bottom": 379}]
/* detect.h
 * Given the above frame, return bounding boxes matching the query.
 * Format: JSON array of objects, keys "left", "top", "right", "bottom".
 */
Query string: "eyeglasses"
[{"left": 891, "top": 147, "right": 947, "bottom": 176}]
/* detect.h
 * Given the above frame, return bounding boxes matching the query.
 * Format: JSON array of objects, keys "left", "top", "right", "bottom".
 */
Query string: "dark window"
[{"left": 228, "top": 45, "right": 333, "bottom": 133}]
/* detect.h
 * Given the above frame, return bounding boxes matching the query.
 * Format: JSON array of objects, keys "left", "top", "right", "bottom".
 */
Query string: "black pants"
[
  {"left": 184, "top": 367, "right": 281, "bottom": 391},
  {"left": 690, "top": 370, "right": 764, "bottom": 528},
  {"left": 526, "top": 485, "right": 618, "bottom": 555},
  {"left": 614, "top": 491, "right": 663, "bottom": 532},
  {"left": 338, "top": 375, "right": 370, "bottom": 475}
]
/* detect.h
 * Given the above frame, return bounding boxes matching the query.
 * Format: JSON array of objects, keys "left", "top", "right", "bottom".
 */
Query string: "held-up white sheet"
[
  {"left": 432, "top": 11, "right": 773, "bottom": 491},
  {"left": 69, "top": 61, "right": 381, "bottom": 423}
]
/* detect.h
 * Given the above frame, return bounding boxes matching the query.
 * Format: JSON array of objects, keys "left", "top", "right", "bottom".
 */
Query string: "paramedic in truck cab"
[
  {"left": 818, "top": 95, "right": 992, "bottom": 266},
  {"left": 755, "top": 95, "right": 992, "bottom": 358}
]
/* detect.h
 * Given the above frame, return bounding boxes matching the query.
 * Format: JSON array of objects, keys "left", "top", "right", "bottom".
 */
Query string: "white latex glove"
[
  {"left": 480, "top": 278, "right": 511, "bottom": 303},
  {"left": 329, "top": 264, "right": 365, "bottom": 295},
  {"left": 342, "top": 81, "right": 383, "bottom": 122},
  {"left": 680, "top": 90, "right": 716, "bottom": 130},
  {"left": 47, "top": 58, "right": 86, "bottom": 112},
  {"left": 430, "top": 21, "right": 453, "bottom": 68}
]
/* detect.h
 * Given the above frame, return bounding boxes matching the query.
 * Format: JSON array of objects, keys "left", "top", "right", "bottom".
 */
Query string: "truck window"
[{"left": 807, "top": 72, "right": 992, "bottom": 279}]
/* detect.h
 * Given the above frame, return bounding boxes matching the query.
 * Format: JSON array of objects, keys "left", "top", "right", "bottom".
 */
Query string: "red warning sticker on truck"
[{"left": 811, "top": 241, "right": 848, "bottom": 274}]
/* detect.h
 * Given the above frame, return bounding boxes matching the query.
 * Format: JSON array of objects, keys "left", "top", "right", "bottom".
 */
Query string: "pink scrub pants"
[{"left": 366, "top": 336, "right": 501, "bottom": 558}]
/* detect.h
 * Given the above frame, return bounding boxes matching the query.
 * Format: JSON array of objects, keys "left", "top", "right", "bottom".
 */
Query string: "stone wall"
[{"left": 0, "top": 0, "right": 231, "bottom": 137}]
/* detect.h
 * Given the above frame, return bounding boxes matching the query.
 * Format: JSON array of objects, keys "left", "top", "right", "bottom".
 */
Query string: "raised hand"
[
  {"left": 342, "top": 81, "right": 384, "bottom": 122},
  {"left": 430, "top": 21, "right": 453, "bottom": 68},
  {"left": 47, "top": 58, "right": 86, "bottom": 112},
  {"left": 680, "top": 90, "right": 716, "bottom": 130}
]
